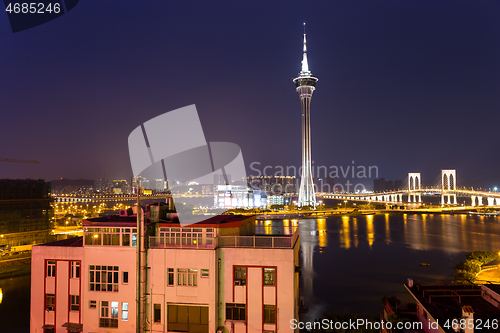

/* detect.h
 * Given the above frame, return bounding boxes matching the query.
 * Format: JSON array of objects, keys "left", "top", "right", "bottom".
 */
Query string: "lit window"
[
  {"left": 99, "top": 301, "right": 118, "bottom": 328},
  {"left": 234, "top": 267, "right": 246, "bottom": 285},
  {"left": 177, "top": 268, "right": 197, "bottom": 286},
  {"left": 122, "top": 302, "right": 128, "bottom": 321},
  {"left": 264, "top": 268, "right": 275, "bottom": 286},
  {"left": 47, "top": 261, "right": 55, "bottom": 277}
]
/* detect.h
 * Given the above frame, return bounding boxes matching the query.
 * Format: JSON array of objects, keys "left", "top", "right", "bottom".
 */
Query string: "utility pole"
[{"left": 136, "top": 180, "right": 147, "bottom": 333}]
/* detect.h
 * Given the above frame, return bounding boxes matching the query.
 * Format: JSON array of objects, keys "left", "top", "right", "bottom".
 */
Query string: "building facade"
[
  {"left": 214, "top": 185, "right": 267, "bottom": 209},
  {"left": 0, "top": 179, "right": 53, "bottom": 252},
  {"left": 31, "top": 211, "right": 299, "bottom": 333}
]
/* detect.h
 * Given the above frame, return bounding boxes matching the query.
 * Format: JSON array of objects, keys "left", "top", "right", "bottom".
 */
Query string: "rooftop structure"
[{"left": 405, "top": 279, "right": 500, "bottom": 333}]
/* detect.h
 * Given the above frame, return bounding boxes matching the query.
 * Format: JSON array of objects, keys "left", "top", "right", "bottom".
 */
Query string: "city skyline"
[{"left": 1, "top": 1, "right": 500, "bottom": 189}]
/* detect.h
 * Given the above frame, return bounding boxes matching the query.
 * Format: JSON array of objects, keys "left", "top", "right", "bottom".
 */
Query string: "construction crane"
[{"left": 0, "top": 158, "right": 39, "bottom": 164}]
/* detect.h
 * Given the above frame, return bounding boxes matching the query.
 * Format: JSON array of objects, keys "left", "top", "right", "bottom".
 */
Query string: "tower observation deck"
[{"left": 293, "top": 24, "right": 318, "bottom": 208}]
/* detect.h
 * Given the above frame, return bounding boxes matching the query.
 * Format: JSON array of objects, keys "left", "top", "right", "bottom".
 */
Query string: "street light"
[{"left": 344, "top": 200, "right": 347, "bottom": 210}]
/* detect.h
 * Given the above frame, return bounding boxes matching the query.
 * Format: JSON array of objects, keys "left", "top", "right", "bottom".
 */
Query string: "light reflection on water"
[
  {"left": 0, "top": 274, "right": 31, "bottom": 333},
  {"left": 298, "top": 213, "right": 500, "bottom": 321}
]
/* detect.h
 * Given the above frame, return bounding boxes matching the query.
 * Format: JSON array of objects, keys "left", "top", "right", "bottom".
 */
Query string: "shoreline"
[
  {"left": 0, "top": 257, "right": 31, "bottom": 279},
  {"left": 255, "top": 208, "right": 494, "bottom": 220}
]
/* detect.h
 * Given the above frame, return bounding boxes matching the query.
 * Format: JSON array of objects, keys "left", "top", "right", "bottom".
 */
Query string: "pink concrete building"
[{"left": 31, "top": 211, "right": 299, "bottom": 333}]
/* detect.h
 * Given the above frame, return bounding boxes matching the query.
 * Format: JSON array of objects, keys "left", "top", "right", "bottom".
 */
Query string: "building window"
[
  {"left": 89, "top": 300, "right": 97, "bottom": 308},
  {"left": 167, "top": 305, "right": 208, "bottom": 332},
  {"left": 201, "top": 269, "right": 209, "bottom": 277},
  {"left": 70, "top": 295, "right": 80, "bottom": 311},
  {"left": 263, "top": 305, "right": 276, "bottom": 324},
  {"left": 234, "top": 266, "right": 246, "bottom": 286},
  {"left": 122, "top": 271, "right": 128, "bottom": 284},
  {"left": 47, "top": 260, "right": 55, "bottom": 277},
  {"left": 85, "top": 231, "right": 101, "bottom": 245},
  {"left": 167, "top": 268, "right": 174, "bottom": 286},
  {"left": 122, "top": 232, "right": 130, "bottom": 246},
  {"left": 226, "top": 303, "right": 245, "bottom": 321},
  {"left": 85, "top": 227, "right": 121, "bottom": 246},
  {"left": 206, "top": 228, "right": 214, "bottom": 246},
  {"left": 264, "top": 268, "right": 275, "bottom": 286},
  {"left": 71, "top": 261, "right": 80, "bottom": 278},
  {"left": 177, "top": 268, "right": 197, "bottom": 286},
  {"left": 122, "top": 302, "right": 128, "bottom": 321},
  {"left": 89, "top": 265, "right": 119, "bottom": 292},
  {"left": 46, "top": 294, "right": 55, "bottom": 311},
  {"left": 154, "top": 304, "right": 161, "bottom": 323},
  {"left": 99, "top": 301, "right": 118, "bottom": 328}
]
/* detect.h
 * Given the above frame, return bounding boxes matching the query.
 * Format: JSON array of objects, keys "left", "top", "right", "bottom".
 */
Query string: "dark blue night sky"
[{"left": 1, "top": 1, "right": 500, "bottom": 189}]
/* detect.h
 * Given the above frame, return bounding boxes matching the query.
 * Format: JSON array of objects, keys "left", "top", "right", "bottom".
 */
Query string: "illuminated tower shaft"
[{"left": 293, "top": 29, "right": 318, "bottom": 208}]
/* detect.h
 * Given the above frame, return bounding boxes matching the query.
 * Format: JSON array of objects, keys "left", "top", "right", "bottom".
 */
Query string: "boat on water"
[{"left": 468, "top": 211, "right": 500, "bottom": 216}]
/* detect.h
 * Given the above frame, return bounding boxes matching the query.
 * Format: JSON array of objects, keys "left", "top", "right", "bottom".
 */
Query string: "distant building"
[
  {"left": 112, "top": 180, "right": 130, "bottom": 195},
  {"left": 405, "top": 279, "right": 500, "bottom": 333},
  {"left": 94, "top": 179, "right": 110, "bottom": 194},
  {"left": 51, "top": 179, "right": 94, "bottom": 195},
  {"left": 0, "top": 179, "right": 53, "bottom": 252},
  {"left": 373, "top": 178, "right": 402, "bottom": 192},
  {"left": 30, "top": 211, "right": 299, "bottom": 333},
  {"left": 214, "top": 185, "right": 267, "bottom": 209},
  {"left": 247, "top": 176, "right": 296, "bottom": 194},
  {"left": 268, "top": 195, "right": 285, "bottom": 207}
]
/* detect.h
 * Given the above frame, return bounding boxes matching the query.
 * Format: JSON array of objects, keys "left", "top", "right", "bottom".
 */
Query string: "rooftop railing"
[{"left": 149, "top": 229, "right": 299, "bottom": 250}]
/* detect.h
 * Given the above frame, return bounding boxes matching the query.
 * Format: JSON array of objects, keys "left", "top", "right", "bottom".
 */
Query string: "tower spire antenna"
[{"left": 301, "top": 23, "right": 309, "bottom": 72}]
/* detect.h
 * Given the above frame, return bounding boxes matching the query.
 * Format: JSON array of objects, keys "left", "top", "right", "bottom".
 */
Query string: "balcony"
[{"left": 149, "top": 229, "right": 298, "bottom": 250}]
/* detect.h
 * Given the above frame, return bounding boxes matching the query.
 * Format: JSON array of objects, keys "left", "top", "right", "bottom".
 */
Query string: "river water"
[
  {"left": 297, "top": 213, "right": 500, "bottom": 321},
  {"left": 1, "top": 213, "right": 499, "bottom": 332}
]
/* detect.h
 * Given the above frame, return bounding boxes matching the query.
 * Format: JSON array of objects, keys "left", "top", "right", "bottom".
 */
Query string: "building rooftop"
[
  {"left": 168, "top": 214, "right": 256, "bottom": 228},
  {"left": 37, "top": 237, "right": 83, "bottom": 247},
  {"left": 406, "top": 281, "right": 500, "bottom": 333},
  {"left": 83, "top": 215, "right": 143, "bottom": 227}
]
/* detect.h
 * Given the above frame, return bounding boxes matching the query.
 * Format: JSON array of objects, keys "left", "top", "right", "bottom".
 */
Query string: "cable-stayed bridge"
[{"left": 321, "top": 170, "right": 500, "bottom": 207}]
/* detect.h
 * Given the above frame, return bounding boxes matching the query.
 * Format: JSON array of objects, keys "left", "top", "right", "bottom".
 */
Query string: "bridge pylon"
[
  {"left": 441, "top": 169, "right": 457, "bottom": 205},
  {"left": 408, "top": 173, "right": 421, "bottom": 203}
]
